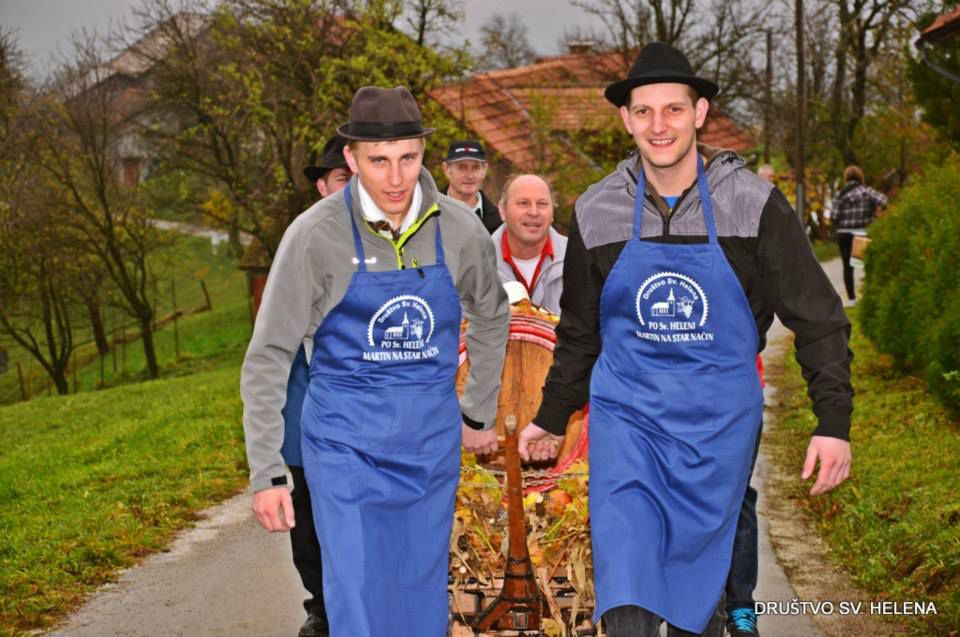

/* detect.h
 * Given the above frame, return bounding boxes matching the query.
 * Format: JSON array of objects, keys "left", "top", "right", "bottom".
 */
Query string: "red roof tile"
[{"left": 920, "top": 5, "right": 960, "bottom": 42}]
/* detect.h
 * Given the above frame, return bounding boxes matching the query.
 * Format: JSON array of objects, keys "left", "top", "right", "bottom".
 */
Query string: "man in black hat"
[
  {"left": 303, "top": 134, "right": 353, "bottom": 198},
  {"left": 518, "top": 42, "right": 852, "bottom": 637},
  {"left": 442, "top": 139, "right": 502, "bottom": 234},
  {"left": 242, "top": 86, "right": 508, "bottom": 636}
]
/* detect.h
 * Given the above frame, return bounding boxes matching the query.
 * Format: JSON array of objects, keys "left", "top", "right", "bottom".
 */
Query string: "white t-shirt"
[{"left": 511, "top": 255, "right": 539, "bottom": 288}]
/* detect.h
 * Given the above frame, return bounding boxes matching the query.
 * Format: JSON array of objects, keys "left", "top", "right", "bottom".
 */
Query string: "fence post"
[
  {"left": 17, "top": 362, "right": 28, "bottom": 401},
  {"left": 199, "top": 279, "right": 212, "bottom": 311},
  {"left": 72, "top": 350, "right": 78, "bottom": 393},
  {"left": 172, "top": 278, "right": 180, "bottom": 361}
]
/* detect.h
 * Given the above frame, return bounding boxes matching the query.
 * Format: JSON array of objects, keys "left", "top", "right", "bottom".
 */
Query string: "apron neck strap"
[
  {"left": 432, "top": 206, "right": 445, "bottom": 265},
  {"left": 632, "top": 154, "right": 718, "bottom": 244},
  {"left": 344, "top": 185, "right": 368, "bottom": 272},
  {"left": 344, "top": 184, "right": 445, "bottom": 271}
]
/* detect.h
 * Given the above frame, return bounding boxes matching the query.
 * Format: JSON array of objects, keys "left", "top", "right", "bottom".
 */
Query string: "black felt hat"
[
  {"left": 303, "top": 134, "right": 349, "bottom": 183},
  {"left": 337, "top": 86, "right": 435, "bottom": 141},
  {"left": 604, "top": 42, "right": 719, "bottom": 107}
]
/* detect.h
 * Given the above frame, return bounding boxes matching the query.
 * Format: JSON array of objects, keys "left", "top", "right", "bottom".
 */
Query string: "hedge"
[{"left": 859, "top": 154, "right": 960, "bottom": 411}]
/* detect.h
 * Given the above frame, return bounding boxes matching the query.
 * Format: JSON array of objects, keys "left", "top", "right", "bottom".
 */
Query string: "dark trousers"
[
  {"left": 837, "top": 232, "right": 856, "bottom": 300},
  {"left": 725, "top": 421, "right": 763, "bottom": 613},
  {"left": 290, "top": 465, "right": 328, "bottom": 620},
  {"left": 602, "top": 598, "right": 726, "bottom": 637}
]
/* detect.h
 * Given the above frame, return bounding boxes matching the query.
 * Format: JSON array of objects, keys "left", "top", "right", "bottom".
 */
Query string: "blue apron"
[
  {"left": 280, "top": 345, "right": 308, "bottom": 466},
  {"left": 300, "top": 187, "right": 461, "bottom": 637},
  {"left": 589, "top": 157, "right": 763, "bottom": 633}
]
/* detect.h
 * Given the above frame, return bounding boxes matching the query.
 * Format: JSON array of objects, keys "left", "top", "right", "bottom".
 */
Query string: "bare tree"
[
  {"left": 571, "top": 0, "right": 696, "bottom": 59},
  {"left": 0, "top": 169, "right": 82, "bottom": 396},
  {"left": 38, "top": 33, "right": 166, "bottom": 379},
  {"left": 402, "top": 0, "right": 463, "bottom": 46},
  {"left": 571, "top": 0, "right": 771, "bottom": 117},
  {"left": 0, "top": 33, "right": 79, "bottom": 394},
  {"left": 476, "top": 13, "right": 537, "bottom": 70},
  {"left": 831, "top": 0, "right": 919, "bottom": 164}
]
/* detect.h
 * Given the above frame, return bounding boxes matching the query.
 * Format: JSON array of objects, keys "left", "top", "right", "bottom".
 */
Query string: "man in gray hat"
[
  {"left": 241, "top": 86, "right": 508, "bottom": 637},
  {"left": 518, "top": 42, "right": 852, "bottom": 636}
]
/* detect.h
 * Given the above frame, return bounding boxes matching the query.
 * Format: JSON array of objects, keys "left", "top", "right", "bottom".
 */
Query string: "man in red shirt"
[{"left": 491, "top": 174, "right": 567, "bottom": 314}]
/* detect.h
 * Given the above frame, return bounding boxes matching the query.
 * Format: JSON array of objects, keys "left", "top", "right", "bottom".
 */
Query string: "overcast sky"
[{"left": 2, "top": 0, "right": 604, "bottom": 79}]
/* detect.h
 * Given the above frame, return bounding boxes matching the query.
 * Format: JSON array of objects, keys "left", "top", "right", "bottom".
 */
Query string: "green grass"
[
  {"left": 0, "top": 365, "right": 248, "bottom": 636},
  {"left": 0, "top": 230, "right": 255, "bottom": 635},
  {"left": 812, "top": 238, "right": 840, "bottom": 262},
  {"left": 61, "top": 299, "right": 251, "bottom": 393},
  {"left": 765, "top": 307, "right": 960, "bottom": 635}
]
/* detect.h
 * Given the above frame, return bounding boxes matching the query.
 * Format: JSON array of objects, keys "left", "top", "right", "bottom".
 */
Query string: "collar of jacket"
[
  {"left": 347, "top": 167, "right": 442, "bottom": 229},
  {"left": 345, "top": 168, "right": 443, "bottom": 268},
  {"left": 621, "top": 142, "right": 742, "bottom": 203}
]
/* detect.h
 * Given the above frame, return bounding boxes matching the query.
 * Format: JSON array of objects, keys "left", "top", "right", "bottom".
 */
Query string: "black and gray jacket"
[
  {"left": 445, "top": 187, "right": 503, "bottom": 234},
  {"left": 478, "top": 190, "right": 504, "bottom": 234},
  {"left": 534, "top": 147, "right": 853, "bottom": 441},
  {"left": 242, "top": 169, "right": 510, "bottom": 492}
]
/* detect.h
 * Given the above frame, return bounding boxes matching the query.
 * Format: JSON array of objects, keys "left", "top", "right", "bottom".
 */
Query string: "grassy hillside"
[
  {"left": 0, "top": 366, "right": 247, "bottom": 636},
  {"left": 0, "top": 231, "right": 253, "bottom": 635}
]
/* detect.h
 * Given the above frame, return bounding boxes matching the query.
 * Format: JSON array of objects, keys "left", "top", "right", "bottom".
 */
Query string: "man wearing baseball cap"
[
  {"left": 442, "top": 139, "right": 502, "bottom": 233},
  {"left": 519, "top": 42, "right": 852, "bottom": 636},
  {"left": 242, "top": 86, "right": 509, "bottom": 636}
]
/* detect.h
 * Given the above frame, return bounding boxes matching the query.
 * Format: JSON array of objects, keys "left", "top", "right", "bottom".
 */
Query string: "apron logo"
[
  {"left": 363, "top": 295, "right": 440, "bottom": 361},
  {"left": 635, "top": 272, "right": 714, "bottom": 343}
]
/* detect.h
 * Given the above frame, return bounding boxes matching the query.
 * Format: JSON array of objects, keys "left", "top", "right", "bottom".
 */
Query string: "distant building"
[{"left": 75, "top": 12, "right": 211, "bottom": 186}]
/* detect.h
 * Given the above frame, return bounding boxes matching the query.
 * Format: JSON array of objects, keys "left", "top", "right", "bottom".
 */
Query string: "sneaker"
[
  {"left": 727, "top": 607, "right": 759, "bottom": 636},
  {"left": 845, "top": 297, "right": 858, "bottom": 308},
  {"left": 298, "top": 611, "right": 330, "bottom": 637}
]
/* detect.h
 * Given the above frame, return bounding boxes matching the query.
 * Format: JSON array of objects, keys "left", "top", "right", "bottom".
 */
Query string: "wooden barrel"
[{"left": 456, "top": 299, "right": 588, "bottom": 488}]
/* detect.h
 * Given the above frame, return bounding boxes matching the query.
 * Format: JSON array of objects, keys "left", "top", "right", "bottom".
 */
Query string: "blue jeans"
[
  {"left": 725, "top": 421, "right": 763, "bottom": 612},
  {"left": 602, "top": 599, "right": 726, "bottom": 637}
]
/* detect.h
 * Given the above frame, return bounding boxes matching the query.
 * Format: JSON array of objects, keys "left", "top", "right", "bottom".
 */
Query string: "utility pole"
[
  {"left": 795, "top": 0, "right": 806, "bottom": 223},
  {"left": 764, "top": 30, "right": 773, "bottom": 164}
]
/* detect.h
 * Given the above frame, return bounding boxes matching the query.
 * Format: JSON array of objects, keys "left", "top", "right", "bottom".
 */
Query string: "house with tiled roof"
[
  {"left": 915, "top": 5, "right": 960, "bottom": 85},
  {"left": 920, "top": 4, "right": 960, "bottom": 42},
  {"left": 428, "top": 49, "right": 755, "bottom": 191},
  {"left": 72, "top": 12, "right": 211, "bottom": 185}
]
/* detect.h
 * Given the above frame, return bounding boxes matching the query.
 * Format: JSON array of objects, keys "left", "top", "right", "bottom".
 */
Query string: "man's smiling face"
[{"left": 619, "top": 83, "right": 708, "bottom": 172}]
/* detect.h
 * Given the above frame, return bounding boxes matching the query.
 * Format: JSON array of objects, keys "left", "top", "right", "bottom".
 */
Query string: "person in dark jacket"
[
  {"left": 304, "top": 134, "right": 352, "bottom": 199},
  {"left": 442, "top": 139, "right": 502, "bottom": 234},
  {"left": 830, "top": 164, "right": 887, "bottom": 306},
  {"left": 518, "top": 43, "right": 853, "bottom": 637}
]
